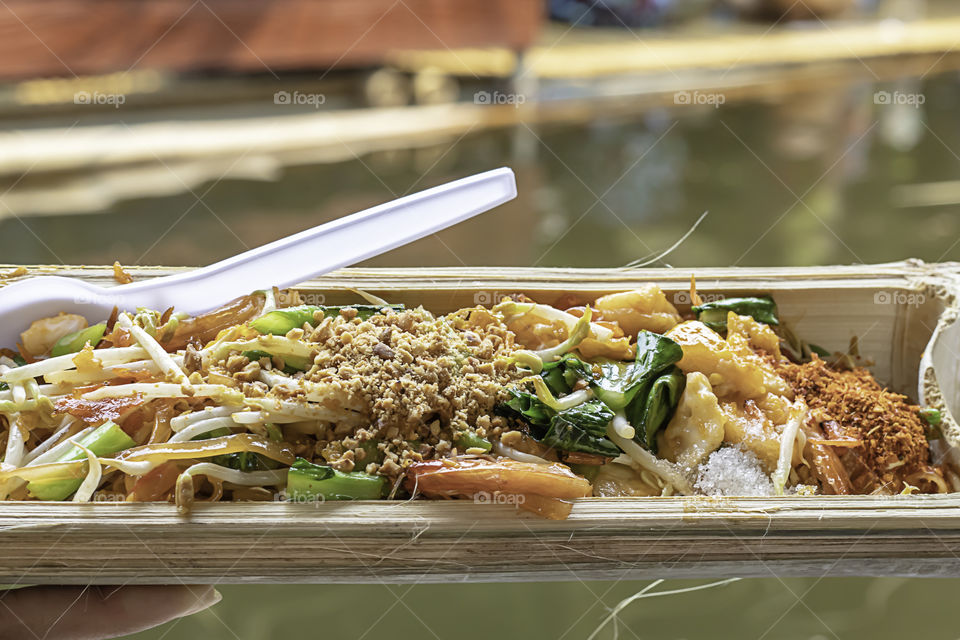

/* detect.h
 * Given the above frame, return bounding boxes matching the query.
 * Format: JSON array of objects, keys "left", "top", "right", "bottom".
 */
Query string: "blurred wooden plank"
[
  {"left": 0, "top": 48, "right": 950, "bottom": 187},
  {"left": 0, "top": 101, "right": 525, "bottom": 178},
  {"left": 0, "top": 0, "right": 542, "bottom": 80},
  {"left": 388, "top": 16, "right": 960, "bottom": 78}
]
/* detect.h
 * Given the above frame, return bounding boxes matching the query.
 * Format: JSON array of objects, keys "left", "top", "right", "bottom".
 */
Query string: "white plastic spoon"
[{"left": 0, "top": 167, "right": 516, "bottom": 347}]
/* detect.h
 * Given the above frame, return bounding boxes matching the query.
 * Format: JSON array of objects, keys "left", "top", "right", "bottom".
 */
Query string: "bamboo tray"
[{"left": 2, "top": 261, "right": 960, "bottom": 585}]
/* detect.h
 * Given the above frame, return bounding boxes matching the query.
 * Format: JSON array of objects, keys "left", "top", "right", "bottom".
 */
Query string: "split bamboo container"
[{"left": 1, "top": 261, "right": 960, "bottom": 584}]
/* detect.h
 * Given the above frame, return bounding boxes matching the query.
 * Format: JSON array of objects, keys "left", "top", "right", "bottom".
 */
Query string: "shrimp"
[
  {"left": 594, "top": 285, "right": 682, "bottom": 336},
  {"left": 406, "top": 457, "right": 592, "bottom": 520}
]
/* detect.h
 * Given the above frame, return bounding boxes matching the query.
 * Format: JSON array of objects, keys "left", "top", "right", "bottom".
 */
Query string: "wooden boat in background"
[{"left": 0, "top": 0, "right": 542, "bottom": 80}]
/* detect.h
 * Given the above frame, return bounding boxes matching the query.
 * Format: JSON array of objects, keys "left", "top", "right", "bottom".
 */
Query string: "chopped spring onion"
[
  {"left": 27, "top": 421, "right": 136, "bottom": 501},
  {"left": 286, "top": 458, "right": 385, "bottom": 501},
  {"left": 0, "top": 461, "right": 87, "bottom": 485},
  {"left": 921, "top": 408, "right": 942, "bottom": 426},
  {"left": 250, "top": 306, "right": 319, "bottom": 335},
  {"left": 250, "top": 305, "right": 403, "bottom": 336},
  {"left": 454, "top": 431, "right": 493, "bottom": 453},
  {"left": 51, "top": 323, "right": 107, "bottom": 357}
]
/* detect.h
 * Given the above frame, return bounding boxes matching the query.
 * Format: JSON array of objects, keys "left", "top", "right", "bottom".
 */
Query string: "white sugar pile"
[{"left": 695, "top": 446, "right": 775, "bottom": 497}]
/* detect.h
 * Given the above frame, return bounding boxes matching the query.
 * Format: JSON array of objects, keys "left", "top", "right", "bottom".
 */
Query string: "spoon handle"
[{"left": 119, "top": 167, "right": 516, "bottom": 314}]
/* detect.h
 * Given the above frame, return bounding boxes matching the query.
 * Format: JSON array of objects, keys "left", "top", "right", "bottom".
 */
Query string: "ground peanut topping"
[{"left": 236, "top": 306, "right": 522, "bottom": 480}]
